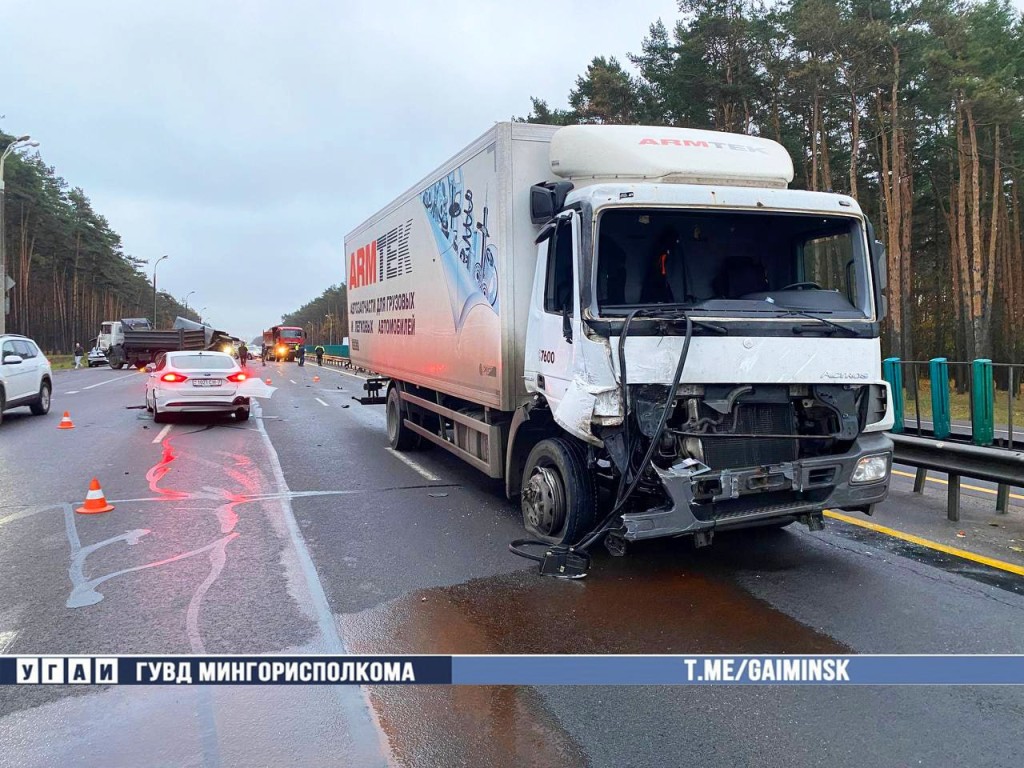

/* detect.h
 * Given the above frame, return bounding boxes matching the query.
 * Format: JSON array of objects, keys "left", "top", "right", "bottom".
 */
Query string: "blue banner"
[
  {"left": 5, "top": 655, "right": 1024, "bottom": 686},
  {"left": 451, "top": 655, "right": 1024, "bottom": 685}
]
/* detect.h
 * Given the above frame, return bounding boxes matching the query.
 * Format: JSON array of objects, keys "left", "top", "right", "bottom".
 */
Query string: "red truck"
[{"left": 262, "top": 325, "right": 305, "bottom": 362}]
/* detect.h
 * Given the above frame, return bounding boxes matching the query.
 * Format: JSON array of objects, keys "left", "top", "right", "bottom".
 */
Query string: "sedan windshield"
[
  {"left": 596, "top": 208, "right": 872, "bottom": 318},
  {"left": 171, "top": 355, "right": 236, "bottom": 370}
]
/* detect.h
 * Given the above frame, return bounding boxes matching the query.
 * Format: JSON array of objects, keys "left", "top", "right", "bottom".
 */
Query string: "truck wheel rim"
[
  {"left": 522, "top": 464, "right": 565, "bottom": 536},
  {"left": 387, "top": 396, "right": 399, "bottom": 441}
]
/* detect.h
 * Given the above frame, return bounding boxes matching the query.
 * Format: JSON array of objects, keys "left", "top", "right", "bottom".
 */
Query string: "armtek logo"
[
  {"left": 349, "top": 240, "right": 377, "bottom": 289},
  {"left": 349, "top": 220, "right": 413, "bottom": 289},
  {"left": 639, "top": 137, "right": 769, "bottom": 154}
]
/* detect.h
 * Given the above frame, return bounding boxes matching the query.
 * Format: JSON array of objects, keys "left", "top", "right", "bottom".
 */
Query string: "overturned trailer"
[{"left": 347, "top": 122, "right": 894, "bottom": 573}]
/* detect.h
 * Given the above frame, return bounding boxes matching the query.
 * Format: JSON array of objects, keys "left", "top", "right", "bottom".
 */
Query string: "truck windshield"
[
  {"left": 595, "top": 208, "right": 872, "bottom": 319},
  {"left": 279, "top": 329, "right": 302, "bottom": 338}
]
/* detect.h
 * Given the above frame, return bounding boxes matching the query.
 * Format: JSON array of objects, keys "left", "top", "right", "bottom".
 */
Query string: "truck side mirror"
[
  {"left": 530, "top": 186, "right": 554, "bottom": 224},
  {"left": 530, "top": 181, "right": 574, "bottom": 225},
  {"left": 869, "top": 239, "right": 888, "bottom": 321}
]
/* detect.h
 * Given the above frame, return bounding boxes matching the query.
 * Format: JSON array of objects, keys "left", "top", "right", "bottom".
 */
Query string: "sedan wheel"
[
  {"left": 153, "top": 399, "right": 169, "bottom": 424},
  {"left": 30, "top": 381, "right": 51, "bottom": 416}
]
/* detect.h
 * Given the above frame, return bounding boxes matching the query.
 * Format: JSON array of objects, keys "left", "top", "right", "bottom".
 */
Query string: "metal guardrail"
[
  {"left": 891, "top": 434, "right": 1024, "bottom": 521},
  {"left": 320, "top": 354, "right": 351, "bottom": 369},
  {"left": 319, "top": 354, "right": 376, "bottom": 377}
]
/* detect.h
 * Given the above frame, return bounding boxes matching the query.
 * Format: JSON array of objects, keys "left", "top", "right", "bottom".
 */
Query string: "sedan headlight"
[{"left": 851, "top": 454, "right": 890, "bottom": 484}]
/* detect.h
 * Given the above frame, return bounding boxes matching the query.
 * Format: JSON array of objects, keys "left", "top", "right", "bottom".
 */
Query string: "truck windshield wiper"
[
  {"left": 778, "top": 310, "right": 859, "bottom": 336},
  {"left": 633, "top": 309, "right": 728, "bottom": 335}
]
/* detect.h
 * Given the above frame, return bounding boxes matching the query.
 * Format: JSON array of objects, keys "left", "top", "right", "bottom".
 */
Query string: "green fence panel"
[
  {"left": 929, "top": 358, "right": 951, "bottom": 439},
  {"left": 882, "top": 358, "right": 904, "bottom": 433},
  {"left": 304, "top": 344, "right": 349, "bottom": 357},
  {"left": 971, "top": 359, "right": 994, "bottom": 446}
]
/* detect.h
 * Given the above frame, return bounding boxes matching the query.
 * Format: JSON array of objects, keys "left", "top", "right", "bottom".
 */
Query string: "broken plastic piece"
[{"left": 539, "top": 548, "right": 590, "bottom": 578}]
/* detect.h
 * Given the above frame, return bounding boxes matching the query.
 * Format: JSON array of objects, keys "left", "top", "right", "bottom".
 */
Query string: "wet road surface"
[{"left": 1, "top": 362, "right": 1023, "bottom": 766}]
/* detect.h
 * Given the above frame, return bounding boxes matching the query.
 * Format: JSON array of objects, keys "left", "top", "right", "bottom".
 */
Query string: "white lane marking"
[
  {"left": 251, "top": 401, "right": 387, "bottom": 763},
  {"left": 385, "top": 448, "right": 441, "bottom": 482},
  {"left": 290, "top": 379, "right": 297, "bottom": 384},
  {"left": 82, "top": 372, "right": 137, "bottom": 390},
  {"left": 311, "top": 365, "right": 368, "bottom": 384},
  {"left": 65, "top": 390, "right": 79, "bottom": 395},
  {"left": 152, "top": 424, "right": 172, "bottom": 444},
  {"left": 315, "top": 398, "right": 329, "bottom": 407}
]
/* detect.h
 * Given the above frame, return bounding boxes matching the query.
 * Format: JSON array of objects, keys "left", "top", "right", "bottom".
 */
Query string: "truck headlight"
[{"left": 851, "top": 454, "right": 890, "bottom": 484}]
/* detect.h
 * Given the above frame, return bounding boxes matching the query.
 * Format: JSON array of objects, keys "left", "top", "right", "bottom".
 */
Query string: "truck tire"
[
  {"left": 520, "top": 437, "right": 597, "bottom": 545},
  {"left": 386, "top": 386, "right": 419, "bottom": 451},
  {"left": 107, "top": 347, "right": 123, "bottom": 369}
]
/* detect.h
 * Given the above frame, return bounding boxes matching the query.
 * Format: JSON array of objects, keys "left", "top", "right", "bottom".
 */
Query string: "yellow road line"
[
  {"left": 891, "top": 468, "right": 1024, "bottom": 501},
  {"left": 823, "top": 509, "right": 1024, "bottom": 577}
]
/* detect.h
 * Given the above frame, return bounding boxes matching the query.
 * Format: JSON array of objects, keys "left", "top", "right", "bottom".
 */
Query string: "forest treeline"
[
  {"left": 8, "top": 0, "right": 1022, "bottom": 364},
  {"left": 0, "top": 134, "right": 197, "bottom": 352},
  {"left": 519, "top": 0, "right": 1024, "bottom": 363}
]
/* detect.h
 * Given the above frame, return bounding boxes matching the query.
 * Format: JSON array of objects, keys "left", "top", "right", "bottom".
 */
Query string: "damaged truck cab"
[{"left": 347, "top": 122, "right": 893, "bottom": 558}]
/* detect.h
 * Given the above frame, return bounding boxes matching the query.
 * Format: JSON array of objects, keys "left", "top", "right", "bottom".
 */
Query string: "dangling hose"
[{"left": 509, "top": 312, "right": 693, "bottom": 568}]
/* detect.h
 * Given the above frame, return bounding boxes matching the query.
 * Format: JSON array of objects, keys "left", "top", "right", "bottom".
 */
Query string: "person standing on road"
[
  {"left": 314, "top": 344, "right": 325, "bottom": 366},
  {"left": 238, "top": 342, "right": 248, "bottom": 368},
  {"left": 296, "top": 344, "right": 306, "bottom": 367},
  {"left": 261, "top": 343, "right": 267, "bottom": 366},
  {"left": 73, "top": 342, "right": 84, "bottom": 369}
]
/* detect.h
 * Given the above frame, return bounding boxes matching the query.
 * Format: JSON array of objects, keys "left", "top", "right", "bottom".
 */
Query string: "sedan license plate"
[{"left": 192, "top": 379, "right": 223, "bottom": 387}]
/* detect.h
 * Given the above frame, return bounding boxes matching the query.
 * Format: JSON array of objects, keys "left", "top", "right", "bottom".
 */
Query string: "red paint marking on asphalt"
[{"left": 145, "top": 438, "right": 190, "bottom": 500}]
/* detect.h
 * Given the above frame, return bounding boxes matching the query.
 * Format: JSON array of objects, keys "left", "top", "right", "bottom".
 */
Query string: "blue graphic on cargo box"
[{"left": 421, "top": 168, "right": 499, "bottom": 331}]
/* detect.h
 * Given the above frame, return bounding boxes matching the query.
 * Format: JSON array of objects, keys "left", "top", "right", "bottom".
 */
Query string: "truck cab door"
[{"left": 525, "top": 211, "right": 580, "bottom": 413}]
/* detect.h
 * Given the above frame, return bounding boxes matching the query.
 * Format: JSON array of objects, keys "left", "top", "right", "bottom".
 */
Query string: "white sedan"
[{"left": 145, "top": 350, "right": 251, "bottom": 423}]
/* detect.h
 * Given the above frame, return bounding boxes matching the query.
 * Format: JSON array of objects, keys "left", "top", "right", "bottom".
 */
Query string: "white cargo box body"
[{"left": 346, "top": 123, "right": 558, "bottom": 411}]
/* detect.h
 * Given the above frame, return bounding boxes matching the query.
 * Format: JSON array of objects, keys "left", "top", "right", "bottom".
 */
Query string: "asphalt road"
[{"left": 1, "top": 362, "right": 1024, "bottom": 767}]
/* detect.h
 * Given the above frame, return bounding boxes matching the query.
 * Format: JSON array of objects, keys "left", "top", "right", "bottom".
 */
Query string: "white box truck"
[{"left": 347, "top": 122, "right": 893, "bottom": 572}]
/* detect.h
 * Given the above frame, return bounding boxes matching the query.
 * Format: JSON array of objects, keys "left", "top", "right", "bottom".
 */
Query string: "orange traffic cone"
[
  {"left": 76, "top": 478, "right": 114, "bottom": 515},
  {"left": 58, "top": 411, "right": 75, "bottom": 430},
  {"left": 313, "top": 376, "right": 320, "bottom": 383}
]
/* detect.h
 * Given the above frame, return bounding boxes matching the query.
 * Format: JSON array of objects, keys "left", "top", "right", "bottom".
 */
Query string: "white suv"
[{"left": 0, "top": 334, "right": 53, "bottom": 426}]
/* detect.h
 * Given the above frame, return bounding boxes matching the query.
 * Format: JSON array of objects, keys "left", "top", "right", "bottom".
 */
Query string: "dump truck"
[
  {"left": 99, "top": 317, "right": 231, "bottom": 369},
  {"left": 262, "top": 325, "right": 305, "bottom": 362},
  {"left": 346, "top": 122, "right": 893, "bottom": 571}
]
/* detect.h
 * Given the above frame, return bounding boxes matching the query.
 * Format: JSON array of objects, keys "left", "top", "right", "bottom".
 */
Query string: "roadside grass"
[{"left": 47, "top": 354, "right": 75, "bottom": 370}]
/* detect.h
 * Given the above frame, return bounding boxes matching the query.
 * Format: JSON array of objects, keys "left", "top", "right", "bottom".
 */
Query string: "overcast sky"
[
  {"left": 3, "top": 0, "right": 1022, "bottom": 342},
  {"left": 1, "top": 0, "right": 683, "bottom": 341}
]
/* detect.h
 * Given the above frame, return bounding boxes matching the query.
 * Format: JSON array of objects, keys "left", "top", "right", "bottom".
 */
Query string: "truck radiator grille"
[{"left": 702, "top": 403, "right": 797, "bottom": 470}]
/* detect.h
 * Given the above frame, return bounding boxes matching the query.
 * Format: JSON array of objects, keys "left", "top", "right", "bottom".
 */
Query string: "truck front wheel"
[
  {"left": 386, "top": 386, "right": 419, "bottom": 451},
  {"left": 520, "top": 438, "right": 596, "bottom": 545}
]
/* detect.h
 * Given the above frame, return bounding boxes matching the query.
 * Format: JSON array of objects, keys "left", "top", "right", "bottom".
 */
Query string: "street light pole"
[
  {"left": 184, "top": 290, "right": 196, "bottom": 316},
  {"left": 1, "top": 135, "right": 39, "bottom": 335},
  {"left": 325, "top": 313, "right": 334, "bottom": 345},
  {"left": 152, "top": 254, "right": 169, "bottom": 326},
  {"left": 199, "top": 307, "right": 207, "bottom": 325}
]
